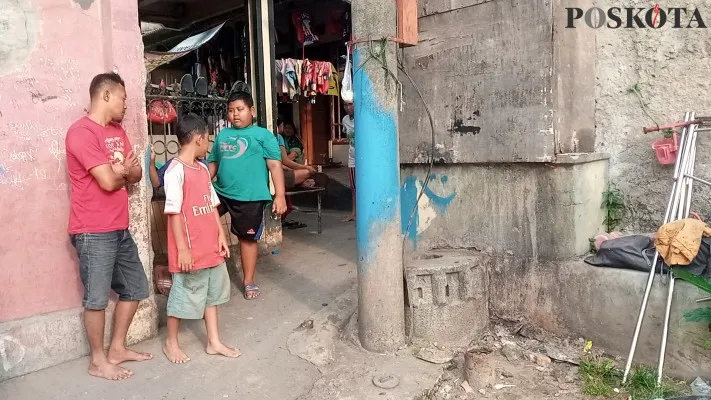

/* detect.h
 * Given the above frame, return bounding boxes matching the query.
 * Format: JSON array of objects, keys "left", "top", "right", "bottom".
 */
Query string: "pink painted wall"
[{"left": 0, "top": 0, "right": 149, "bottom": 323}]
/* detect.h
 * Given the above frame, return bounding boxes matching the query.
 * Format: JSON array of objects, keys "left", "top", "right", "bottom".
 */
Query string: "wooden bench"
[{"left": 286, "top": 186, "right": 326, "bottom": 234}]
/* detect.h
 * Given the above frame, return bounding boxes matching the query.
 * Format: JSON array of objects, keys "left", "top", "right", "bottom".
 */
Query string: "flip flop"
[
  {"left": 287, "top": 221, "right": 307, "bottom": 229},
  {"left": 244, "top": 284, "right": 261, "bottom": 300}
]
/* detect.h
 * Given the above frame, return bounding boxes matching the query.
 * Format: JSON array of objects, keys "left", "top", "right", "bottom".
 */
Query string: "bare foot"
[
  {"left": 206, "top": 342, "right": 242, "bottom": 358},
  {"left": 163, "top": 342, "right": 190, "bottom": 364},
  {"left": 108, "top": 347, "right": 153, "bottom": 365},
  {"left": 88, "top": 361, "right": 133, "bottom": 380},
  {"left": 341, "top": 214, "right": 355, "bottom": 222}
]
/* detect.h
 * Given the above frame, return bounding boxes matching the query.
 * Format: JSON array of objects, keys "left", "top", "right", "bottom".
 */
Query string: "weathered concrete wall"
[
  {"left": 490, "top": 258, "right": 711, "bottom": 379},
  {"left": 400, "top": 155, "right": 608, "bottom": 260},
  {"left": 399, "top": 0, "right": 555, "bottom": 163},
  {"left": 552, "top": 0, "right": 597, "bottom": 153},
  {"left": 594, "top": 0, "right": 711, "bottom": 232},
  {"left": 0, "top": 0, "right": 156, "bottom": 381}
]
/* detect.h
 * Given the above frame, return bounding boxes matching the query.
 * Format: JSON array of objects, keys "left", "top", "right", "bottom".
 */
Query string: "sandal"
[
  {"left": 287, "top": 221, "right": 307, "bottom": 229},
  {"left": 244, "top": 284, "right": 261, "bottom": 300}
]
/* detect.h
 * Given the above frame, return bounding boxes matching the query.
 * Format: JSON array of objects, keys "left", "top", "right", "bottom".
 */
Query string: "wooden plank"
[{"left": 397, "top": 0, "right": 419, "bottom": 46}]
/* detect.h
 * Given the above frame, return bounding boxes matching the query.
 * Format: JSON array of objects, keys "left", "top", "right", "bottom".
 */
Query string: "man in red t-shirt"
[{"left": 65, "top": 72, "right": 152, "bottom": 381}]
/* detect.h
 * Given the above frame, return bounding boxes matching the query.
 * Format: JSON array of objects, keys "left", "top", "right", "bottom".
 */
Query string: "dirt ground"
[{"left": 414, "top": 318, "right": 594, "bottom": 400}]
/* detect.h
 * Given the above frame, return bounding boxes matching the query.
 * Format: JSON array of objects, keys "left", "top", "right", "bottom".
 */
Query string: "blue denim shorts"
[{"left": 70, "top": 230, "right": 150, "bottom": 310}]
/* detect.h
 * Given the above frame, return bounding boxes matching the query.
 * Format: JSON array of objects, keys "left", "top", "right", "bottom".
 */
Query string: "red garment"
[
  {"left": 65, "top": 116, "right": 131, "bottom": 234},
  {"left": 316, "top": 62, "right": 332, "bottom": 95},
  {"left": 163, "top": 159, "right": 224, "bottom": 273}
]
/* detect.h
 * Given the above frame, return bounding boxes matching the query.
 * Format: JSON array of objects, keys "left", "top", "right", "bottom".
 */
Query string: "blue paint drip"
[
  {"left": 400, "top": 175, "right": 419, "bottom": 245},
  {"left": 353, "top": 48, "right": 401, "bottom": 270},
  {"left": 440, "top": 175, "right": 448, "bottom": 184}
]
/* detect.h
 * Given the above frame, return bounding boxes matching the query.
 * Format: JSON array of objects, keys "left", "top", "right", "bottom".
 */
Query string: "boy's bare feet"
[
  {"left": 108, "top": 347, "right": 153, "bottom": 364},
  {"left": 341, "top": 214, "right": 355, "bottom": 222},
  {"left": 206, "top": 341, "right": 241, "bottom": 358},
  {"left": 163, "top": 342, "right": 190, "bottom": 364},
  {"left": 88, "top": 360, "right": 133, "bottom": 380}
]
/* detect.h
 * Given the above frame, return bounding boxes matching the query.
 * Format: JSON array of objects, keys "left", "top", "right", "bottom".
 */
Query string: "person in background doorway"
[
  {"left": 65, "top": 72, "right": 152, "bottom": 381},
  {"left": 277, "top": 131, "right": 316, "bottom": 190},
  {"left": 162, "top": 113, "right": 239, "bottom": 364},
  {"left": 342, "top": 100, "right": 356, "bottom": 222},
  {"left": 208, "top": 91, "right": 287, "bottom": 300},
  {"left": 282, "top": 121, "right": 305, "bottom": 164}
]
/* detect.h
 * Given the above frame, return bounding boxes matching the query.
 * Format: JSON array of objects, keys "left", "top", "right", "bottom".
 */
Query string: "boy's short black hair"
[
  {"left": 176, "top": 113, "right": 208, "bottom": 145},
  {"left": 89, "top": 72, "right": 125, "bottom": 99},
  {"left": 227, "top": 91, "right": 254, "bottom": 108}
]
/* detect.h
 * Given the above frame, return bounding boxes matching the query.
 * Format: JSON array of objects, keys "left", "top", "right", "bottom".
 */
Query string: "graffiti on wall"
[{"left": 400, "top": 173, "right": 456, "bottom": 247}]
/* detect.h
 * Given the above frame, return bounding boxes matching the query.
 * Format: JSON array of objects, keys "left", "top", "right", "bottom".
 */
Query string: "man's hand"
[
  {"left": 125, "top": 153, "right": 140, "bottom": 169},
  {"left": 111, "top": 162, "right": 128, "bottom": 177},
  {"left": 305, "top": 166, "right": 316, "bottom": 174},
  {"left": 272, "top": 195, "right": 287, "bottom": 215},
  {"left": 218, "top": 235, "right": 230, "bottom": 258},
  {"left": 178, "top": 248, "right": 194, "bottom": 272},
  {"left": 150, "top": 146, "right": 156, "bottom": 162}
]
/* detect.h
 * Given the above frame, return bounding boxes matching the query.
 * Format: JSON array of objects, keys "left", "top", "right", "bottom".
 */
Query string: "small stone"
[
  {"left": 529, "top": 353, "right": 552, "bottom": 367},
  {"left": 296, "top": 319, "right": 314, "bottom": 330},
  {"left": 479, "top": 389, "right": 486, "bottom": 395},
  {"left": 417, "top": 347, "right": 453, "bottom": 364},
  {"left": 461, "top": 381, "right": 474, "bottom": 393},
  {"left": 372, "top": 375, "right": 400, "bottom": 389},
  {"left": 500, "top": 343, "right": 523, "bottom": 362}
]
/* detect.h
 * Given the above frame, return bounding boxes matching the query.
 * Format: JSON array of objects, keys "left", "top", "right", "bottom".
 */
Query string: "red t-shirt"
[
  {"left": 65, "top": 116, "right": 132, "bottom": 234},
  {"left": 163, "top": 158, "right": 224, "bottom": 273}
]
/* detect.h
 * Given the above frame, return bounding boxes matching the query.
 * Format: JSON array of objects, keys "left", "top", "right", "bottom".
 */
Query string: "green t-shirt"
[{"left": 208, "top": 125, "right": 282, "bottom": 201}]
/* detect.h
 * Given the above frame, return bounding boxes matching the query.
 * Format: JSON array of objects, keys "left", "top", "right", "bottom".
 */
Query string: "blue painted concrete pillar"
[{"left": 351, "top": 1, "right": 406, "bottom": 352}]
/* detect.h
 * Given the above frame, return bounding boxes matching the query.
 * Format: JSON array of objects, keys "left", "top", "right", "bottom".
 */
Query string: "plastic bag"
[{"left": 341, "top": 44, "right": 353, "bottom": 103}]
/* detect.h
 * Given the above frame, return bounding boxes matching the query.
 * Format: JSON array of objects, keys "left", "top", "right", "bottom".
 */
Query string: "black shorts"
[
  {"left": 216, "top": 194, "right": 268, "bottom": 241},
  {"left": 284, "top": 168, "right": 296, "bottom": 190}
]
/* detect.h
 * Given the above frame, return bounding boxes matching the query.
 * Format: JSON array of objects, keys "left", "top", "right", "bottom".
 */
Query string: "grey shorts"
[
  {"left": 167, "top": 262, "right": 231, "bottom": 320},
  {"left": 70, "top": 230, "right": 150, "bottom": 310}
]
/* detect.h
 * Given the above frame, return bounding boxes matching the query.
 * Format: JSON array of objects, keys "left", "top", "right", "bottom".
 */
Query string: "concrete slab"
[{"left": 0, "top": 211, "right": 358, "bottom": 400}]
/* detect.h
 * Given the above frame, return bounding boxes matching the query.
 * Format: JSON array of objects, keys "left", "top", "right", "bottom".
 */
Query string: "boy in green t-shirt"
[{"left": 208, "top": 91, "right": 287, "bottom": 300}]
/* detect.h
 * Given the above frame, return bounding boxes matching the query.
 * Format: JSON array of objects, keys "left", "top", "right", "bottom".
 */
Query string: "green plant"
[
  {"left": 672, "top": 269, "right": 711, "bottom": 348},
  {"left": 663, "top": 129, "right": 674, "bottom": 139},
  {"left": 580, "top": 356, "right": 686, "bottom": 399},
  {"left": 602, "top": 183, "right": 626, "bottom": 232}
]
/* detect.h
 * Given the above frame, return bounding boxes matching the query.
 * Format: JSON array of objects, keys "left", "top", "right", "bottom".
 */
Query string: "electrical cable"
[{"left": 397, "top": 47, "right": 436, "bottom": 342}]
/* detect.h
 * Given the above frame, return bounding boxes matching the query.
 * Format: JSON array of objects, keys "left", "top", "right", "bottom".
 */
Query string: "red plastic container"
[{"left": 652, "top": 133, "right": 679, "bottom": 165}]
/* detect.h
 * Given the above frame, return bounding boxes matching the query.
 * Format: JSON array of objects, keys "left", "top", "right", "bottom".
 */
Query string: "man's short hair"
[
  {"left": 176, "top": 113, "right": 208, "bottom": 145},
  {"left": 89, "top": 72, "right": 125, "bottom": 99}
]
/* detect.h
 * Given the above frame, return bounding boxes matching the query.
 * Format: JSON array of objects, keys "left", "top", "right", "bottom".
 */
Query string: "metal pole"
[
  {"left": 657, "top": 116, "right": 698, "bottom": 383},
  {"left": 622, "top": 112, "right": 691, "bottom": 383},
  {"left": 351, "top": 0, "right": 406, "bottom": 351}
]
